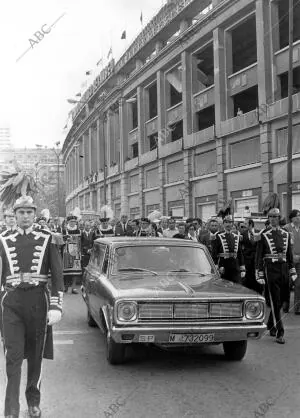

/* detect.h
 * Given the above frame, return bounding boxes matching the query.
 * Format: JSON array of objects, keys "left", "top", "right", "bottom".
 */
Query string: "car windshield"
[{"left": 111, "top": 245, "right": 215, "bottom": 276}]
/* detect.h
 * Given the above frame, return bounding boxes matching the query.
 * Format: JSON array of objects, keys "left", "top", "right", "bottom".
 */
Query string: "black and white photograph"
[{"left": 1, "top": 0, "right": 300, "bottom": 417}]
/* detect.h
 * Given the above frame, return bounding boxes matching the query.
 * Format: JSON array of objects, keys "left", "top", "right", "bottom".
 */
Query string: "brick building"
[{"left": 63, "top": 0, "right": 300, "bottom": 221}]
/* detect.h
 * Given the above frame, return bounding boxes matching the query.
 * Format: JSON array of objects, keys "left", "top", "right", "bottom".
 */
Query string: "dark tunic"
[
  {"left": 256, "top": 227, "right": 296, "bottom": 336},
  {"left": 212, "top": 231, "right": 245, "bottom": 283}
]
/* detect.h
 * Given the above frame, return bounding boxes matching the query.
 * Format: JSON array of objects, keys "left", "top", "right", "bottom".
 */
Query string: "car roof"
[{"left": 94, "top": 237, "right": 205, "bottom": 248}]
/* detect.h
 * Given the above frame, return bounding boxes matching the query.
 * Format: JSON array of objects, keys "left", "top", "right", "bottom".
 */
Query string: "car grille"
[{"left": 137, "top": 302, "right": 243, "bottom": 321}]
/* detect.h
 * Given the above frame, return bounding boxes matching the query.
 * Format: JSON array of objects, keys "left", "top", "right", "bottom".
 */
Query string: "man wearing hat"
[
  {"left": 62, "top": 215, "right": 82, "bottom": 294},
  {"left": 256, "top": 208, "right": 297, "bottom": 344},
  {"left": 35, "top": 216, "right": 50, "bottom": 231},
  {"left": 212, "top": 215, "right": 246, "bottom": 283},
  {"left": 114, "top": 214, "right": 133, "bottom": 237},
  {"left": 136, "top": 218, "right": 152, "bottom": 237},
  {"left": 1, "top": 208, "right": 17, "bottom": 237},
  {"left": 0, "top": 195, "right": 63, "bottom": 418},
  {"left": 98, "top": 218, "right": 114, "bottom": 237}
]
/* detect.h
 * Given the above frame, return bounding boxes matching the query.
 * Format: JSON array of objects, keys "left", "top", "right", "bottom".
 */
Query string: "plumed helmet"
[
  {"left": 13, "top": 195, "right": 37, "bottom": 212},
  {"left": 36, "top": 216, "right": 47, "bottom": 223},
  {"left": 66, "top": 215, "right": 77, "bottom": 222},
  {"left": 3, "top": 208, "right": 15, "bottom": 218},
  {"left": 268, "top": 208, "right": 281, "bottom": 217},
  {"left": 223, "top": 215, "right": 233, "bottom": 223}
]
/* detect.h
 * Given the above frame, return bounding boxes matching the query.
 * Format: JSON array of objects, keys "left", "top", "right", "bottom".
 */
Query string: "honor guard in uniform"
[
  {"left": 0, "top": 195, "right": 63, "bottom": 418},
  {"left": 62, "top": 215, "right": 82, "bottom": 294},
  {"left": 98, "top": 218, "right": 115, "bottom": 237},
  {"left": 212, "top": 215, "right": 246, "bottom": 283},
  {"left": 256, "top": 208, "right": 297, "bottom": 344},
  {"left": 1, "top": 208, "right": 17, "bottom": 237}
]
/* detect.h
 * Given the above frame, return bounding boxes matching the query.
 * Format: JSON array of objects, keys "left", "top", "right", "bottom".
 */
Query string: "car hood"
[{"left": 110, "top": 273, "right": 260, "bottom": 299}]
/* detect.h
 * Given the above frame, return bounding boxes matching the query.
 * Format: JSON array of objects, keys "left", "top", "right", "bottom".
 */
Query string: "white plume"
[
  {"left": 72, "top": 207, "right": 82, "bottom": 220},
  {"left": 99, "top": 205, "right": 114, "bottom": 219},
  {"left": 148, "top": 210, "right": 162, "bottom": 223},
  {"left": 40, "top": 208, "right": 50, "bottom": 222}
]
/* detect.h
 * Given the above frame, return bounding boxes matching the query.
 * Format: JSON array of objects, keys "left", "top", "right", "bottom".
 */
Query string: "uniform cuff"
[{"left": 49, "top": 292, "right": 63, "bottom": 312}]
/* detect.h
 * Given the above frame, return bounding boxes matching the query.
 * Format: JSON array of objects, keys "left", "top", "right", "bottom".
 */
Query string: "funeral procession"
[{"left": 1, "top": 0, "right": 300, "bottom": 417}]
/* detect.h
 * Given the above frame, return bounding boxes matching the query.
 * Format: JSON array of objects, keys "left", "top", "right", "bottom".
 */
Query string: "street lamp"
[{"left": 51, "top": 141, "right": 62, "bottom": 217}]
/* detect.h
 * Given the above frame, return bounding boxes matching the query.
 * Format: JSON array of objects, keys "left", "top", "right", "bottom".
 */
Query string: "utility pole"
[
  {"left": 102, "top": 114, "right": 107, "bottom": 207},
  {"left": 53, "top": 141, "right": 61, "bottom": 217},
  {"left": 286, "top": 0, "right": 294, "bottom": 216}
]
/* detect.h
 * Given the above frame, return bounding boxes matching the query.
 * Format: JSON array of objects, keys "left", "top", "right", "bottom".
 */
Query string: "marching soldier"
[
  {"left": 212, "top": 215, "right": 246, "bottom": 284},
  {"left": 256, "top": 208, "right": 297, "bottom": 344},
  {"left": 0, "top": 195, "right": 63, "bottom": 418},
  {"left": 62, "top": 215, "right": 82, "bottom": 294},
  {"left": 1, "top": 208, "right": 17, "bottom": 237},
  {"left": 98, "top": 218, "right": 115, "bottom": 237}
]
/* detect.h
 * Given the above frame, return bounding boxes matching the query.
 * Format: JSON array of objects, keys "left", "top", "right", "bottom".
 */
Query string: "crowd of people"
[{"left": 0, "top": 194, "right": 300, "bottom": 417}]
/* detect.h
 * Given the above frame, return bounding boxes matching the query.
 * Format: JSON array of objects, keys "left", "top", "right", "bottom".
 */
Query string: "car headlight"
[
  {"left": 245, "top": 301, "right": 264, "bottom": 320},
  {"left": 117, "top": 301, "right": 137, "bottom": 322}
]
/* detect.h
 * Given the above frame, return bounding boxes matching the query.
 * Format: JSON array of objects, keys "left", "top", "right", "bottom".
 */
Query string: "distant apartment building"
[{"left": 63, "top": 0, "right": 300, "bottom": 220}]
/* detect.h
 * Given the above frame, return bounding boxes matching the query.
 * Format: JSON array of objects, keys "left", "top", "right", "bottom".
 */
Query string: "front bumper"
[{"left": 110, "top": 323, "right": 266, "bottom": 344}]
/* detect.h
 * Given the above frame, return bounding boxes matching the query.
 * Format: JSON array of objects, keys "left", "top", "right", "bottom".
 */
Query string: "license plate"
[
  {"left": 139, "top": 335, "right": 155, "bottom": 342},
  {"left": 169, "top": 333, "right": 214, "bottom": 343}
]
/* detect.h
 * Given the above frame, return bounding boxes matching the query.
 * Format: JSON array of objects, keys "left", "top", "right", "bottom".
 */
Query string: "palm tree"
[{"left": 0, "top": 166, "right": 39, "bottom": 208}]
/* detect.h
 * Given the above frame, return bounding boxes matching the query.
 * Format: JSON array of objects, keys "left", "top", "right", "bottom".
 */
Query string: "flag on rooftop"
[
  {"left": 107, "top": 47, "right": 113, "bottom": 59},
  {"left": 86, "top": 70, "right": 91, "bottom": 76},
  {"left": 75, "top": 92, "right": 81, "bottom": 97},
  {"left": 121, "top": 30, "right": 126, "bottom": 40},
  {"left": 96, "top": 58, "right": 103, "bottom": 67},
  {"left": 140, "top": 12, "right": 143, "bottom": 25}
]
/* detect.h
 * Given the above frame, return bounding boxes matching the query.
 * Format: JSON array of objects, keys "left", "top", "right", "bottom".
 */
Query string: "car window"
[
  {"left": 110, "top": 245, "right": 215, "bottom": 276},
  {"left": 90, "top": 244, "right": 106, "bottom": 269}
]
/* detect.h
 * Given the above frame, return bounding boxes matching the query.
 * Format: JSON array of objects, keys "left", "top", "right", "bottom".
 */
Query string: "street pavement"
[{"left": 1, "top": 289, "right": 300, "bottom": 418}]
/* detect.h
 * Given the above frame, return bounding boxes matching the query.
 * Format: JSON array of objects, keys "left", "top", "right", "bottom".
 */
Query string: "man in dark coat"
[
  {"left": 0, "top": 196, "right": 63, "bottom": 418},
  {"left": 256, "top": 208, "right": 297, "bottom": 344},
  {"left": 212, "top": 215, "right": 246, "bottom": 284},
  {"left": 114, "top": 214, "right": 133, "bottom": 236},
  {"left": 81, "top": 220, "right": 96, "bottom": 269}
]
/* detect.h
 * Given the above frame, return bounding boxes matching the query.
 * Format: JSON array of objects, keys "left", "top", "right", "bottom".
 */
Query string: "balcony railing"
[
  {"left": 107, "top": 164, "right": 119, "bottom": 177},
  {"left": 185, "top": 125, "right": 215, "bottom": 148},
  {"left": 220, "top": 109, "right": 259, "bottom": 136},
  {"left": 166, "top": 102, "right": 183, "bottom": 125},
  {"left": 193, "top": 86, "right": 214, "bottom": 112},
  {"left": 159, "top": 138, "right": 183, "bottom": 158},
  {"left": 124, "top": 157, "right": 139, "bottom": 171},
  {"left": 128, "top": 127, "right": 138, "bottom": 143},
  {"left": 140, "top": 149, "right": 158, "bottom": 165},
  {"left": 267, "top": 92, "right": 300, "bottom": 120},
  {"left": 145, "top": 116, "right": 158, "bottom": 137}
]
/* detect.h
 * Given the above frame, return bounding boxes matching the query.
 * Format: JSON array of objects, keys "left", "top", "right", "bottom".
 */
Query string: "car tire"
[
  {"left": 106, "top": 333, "right": 126, "bottom": 365},
  {"left": 87, "top": 310, "right": 98, "bottom": 327},
  {"left": 223, "top": 340, "right": 247, "bottom": 361}
]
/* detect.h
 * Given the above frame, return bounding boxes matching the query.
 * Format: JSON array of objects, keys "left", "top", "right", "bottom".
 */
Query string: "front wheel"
[
  {"left": 106, "top": 333, "right": 126, "bottom": 365},
  {"left": 87, "top": 310, "right": 97, "bottom": 327},
  {"left": 223, "top": 340, "right": 247, "bottom": 361}
]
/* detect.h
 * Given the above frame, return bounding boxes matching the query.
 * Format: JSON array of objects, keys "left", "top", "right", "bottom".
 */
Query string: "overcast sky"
[{"left": 0, "top": 0, "right": 165, "bottom": 149}]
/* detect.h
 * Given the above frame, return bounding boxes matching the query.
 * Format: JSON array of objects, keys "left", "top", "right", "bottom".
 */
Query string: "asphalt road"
[{"left": 1, "top": 289, "right": 300, "bottom": 418}]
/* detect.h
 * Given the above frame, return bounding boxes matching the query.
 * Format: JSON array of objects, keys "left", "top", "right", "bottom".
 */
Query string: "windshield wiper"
[
  {"left": 118, "top": 268, "right": 158, "bottom": 276},
  {"left": 169, "top": 269, "right": 210, "bottom": 276}
]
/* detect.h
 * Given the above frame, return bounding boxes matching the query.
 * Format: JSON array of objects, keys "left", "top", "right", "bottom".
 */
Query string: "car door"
[{"left": 89, "top": 243, "right": 107, "bottom": 319}]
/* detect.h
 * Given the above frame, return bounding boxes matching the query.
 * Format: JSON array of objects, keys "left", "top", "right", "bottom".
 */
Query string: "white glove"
[
  {"left": 257, "top": 278, "right": 265, "bottom": 285},
  {"left": 291, "top": 274, "right": 298, "bottom": 282},
  {"left": 47, "top": 310, "right": 62, "bottom": 326},
  {"left": 219, "top": 267, "right": 225, "bottom": 275},
  {"left": 241, "top": 271, "right": 246, "bottom": 279}
]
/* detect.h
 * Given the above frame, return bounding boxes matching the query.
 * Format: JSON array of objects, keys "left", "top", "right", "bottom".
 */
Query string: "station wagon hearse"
[{"left": 81, "top": 237, "right": 266, "bottom": 365}]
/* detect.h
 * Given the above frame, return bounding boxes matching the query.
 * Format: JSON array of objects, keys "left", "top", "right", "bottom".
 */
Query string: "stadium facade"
[{"left": 62, "top": 0, "right": 300, "bottom": 220}]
